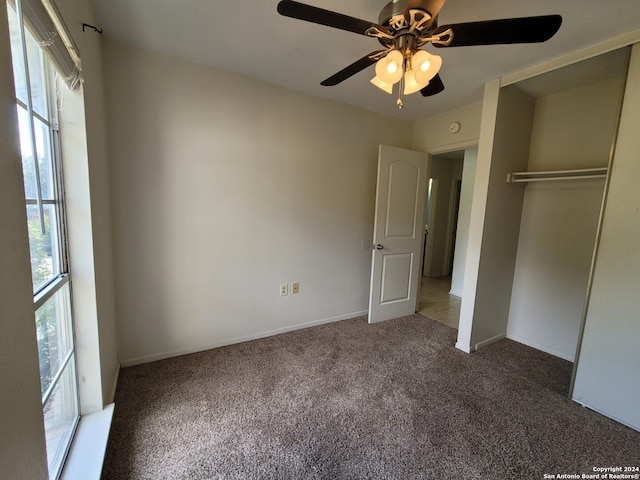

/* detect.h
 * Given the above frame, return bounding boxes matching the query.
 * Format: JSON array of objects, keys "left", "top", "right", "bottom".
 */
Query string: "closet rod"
[{"left": 507, "top": 167, "right": 608, "bottom": 184}]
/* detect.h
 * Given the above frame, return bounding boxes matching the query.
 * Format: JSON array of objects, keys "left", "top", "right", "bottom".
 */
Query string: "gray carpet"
[{"left": 102, "top": 315, "right": 639, "bottom": 479}]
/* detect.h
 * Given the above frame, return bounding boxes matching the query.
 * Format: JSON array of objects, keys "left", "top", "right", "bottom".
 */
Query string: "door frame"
[
  {"left": 422, "top": 177, "right": 439, "bottom": 277},
  {"left": 443, "top": 177, "right": 463, "bottom": 276},
  {"left": 415, "top": 143, "right": 478, "bottom": 312}
]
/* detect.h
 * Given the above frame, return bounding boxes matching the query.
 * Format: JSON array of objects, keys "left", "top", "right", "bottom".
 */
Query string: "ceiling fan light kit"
[
  {"left": 277, "top": 0, "right": 562, "bottom": 109},
  {"left": 370, "top": 48, "right": 443, "bottom": 108}
]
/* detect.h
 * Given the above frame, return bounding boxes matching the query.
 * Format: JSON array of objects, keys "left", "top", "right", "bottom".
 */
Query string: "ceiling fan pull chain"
[{"left": 397, "top": 74, "right": 405, "bottom": 109}]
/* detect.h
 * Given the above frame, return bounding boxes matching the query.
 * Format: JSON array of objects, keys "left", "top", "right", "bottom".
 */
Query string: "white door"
[{"left": 368, "top": 145, "right": 429, "bottom": 324}]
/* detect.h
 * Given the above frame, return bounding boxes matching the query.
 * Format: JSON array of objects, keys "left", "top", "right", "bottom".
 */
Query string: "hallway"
[{"left": 417, "top": 276, "right": 460, "bottom": 330}]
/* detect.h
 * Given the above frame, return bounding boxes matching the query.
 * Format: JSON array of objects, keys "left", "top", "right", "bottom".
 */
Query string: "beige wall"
[
  {"left": 0, "top": 6, "right": 48, "bottom": 479},
  {"left": 528, "top": 78, "right": 624, "bottom": 170},
  {"left": 412, "top": 102, "right": 482, "bottom": 153},
  {"left": 101, "top": 41, "right": 483, "bottom": 366},
  {"left": 103, "top": 40, "right": 413, "bottom": 365},
  {"left": 450, "top": 148, "right": 477, "bottom": 297}
]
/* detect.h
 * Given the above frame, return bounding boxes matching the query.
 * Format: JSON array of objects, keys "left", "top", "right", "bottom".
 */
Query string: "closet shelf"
[{"left": 507, "top": 167, "right": 608, "bottom": 184}]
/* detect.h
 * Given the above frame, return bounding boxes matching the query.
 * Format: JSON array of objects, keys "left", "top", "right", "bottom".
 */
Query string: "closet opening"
[{"left": 503, "top": 47, "right": 630, "bottom": 364}]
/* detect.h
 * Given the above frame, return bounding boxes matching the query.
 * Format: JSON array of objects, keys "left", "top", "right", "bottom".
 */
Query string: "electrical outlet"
[
  {"left": 280, "top": 283, "right": 288, "bottom": 296},
  {"left": 292, "top": 282, "right": 299, "bottom": 294}
]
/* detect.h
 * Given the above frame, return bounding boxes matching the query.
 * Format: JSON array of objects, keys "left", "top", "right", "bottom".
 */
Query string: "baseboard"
[
  {"left": 475, "top": 332, "right": 506, "bottom": 351},
  {"left": 121, "top": 310, "right": 368, "bottom": 367},
  {"left": 448, "top": 289, "right": 462, "bottom": 298},
  {"left": 455, "top": 342, "right": 472, "bottom": 353},
  {"left": 570, "top": 397, "right": 640, "bottom": 433},
  {"left": 506, "top": 333, "right": 575, "bottom": 362}
]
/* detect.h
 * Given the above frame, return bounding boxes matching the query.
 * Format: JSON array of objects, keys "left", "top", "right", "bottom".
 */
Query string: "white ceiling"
[{"left": 91, "top": 0, "right": 640, "bottom": 121}]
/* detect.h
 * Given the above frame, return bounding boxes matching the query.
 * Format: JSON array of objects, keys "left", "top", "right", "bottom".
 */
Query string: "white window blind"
[{"left": 10, "top": 0, "right": 82, "bottom": 88}]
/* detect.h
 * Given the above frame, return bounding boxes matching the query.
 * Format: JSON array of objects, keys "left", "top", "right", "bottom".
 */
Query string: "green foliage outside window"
[{"left": 24, "top": 155, "right": 59, "bottom": 395}]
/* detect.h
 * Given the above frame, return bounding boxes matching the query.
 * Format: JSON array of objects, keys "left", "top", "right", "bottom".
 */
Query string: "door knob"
[{"left": 375, "top": 244, "right": 384, "bottom": 250}]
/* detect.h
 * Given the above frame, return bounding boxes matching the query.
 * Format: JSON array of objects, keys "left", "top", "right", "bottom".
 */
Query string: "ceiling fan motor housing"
[
  {"left": 378, "top": 0, "right": 440, "bottom": 27},
  {"left": 376, "top": 0, "right": 443, "bottom": 52},
  {"left": 380, "top": 0, "right": 413, "bottom": 23}
]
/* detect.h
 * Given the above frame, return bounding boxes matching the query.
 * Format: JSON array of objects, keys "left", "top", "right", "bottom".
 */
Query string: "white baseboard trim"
[
  {"left": 475, "top": 332, "right": 506, "bottom": 351},
  {"left": 455, "top": 342, "right": 472, "bottom": 353},
  {"left": 448, "top": 289, "right": 462, "bottom": 298},
  {"left": 61, "top": 403, "right": 115, "bottom": 480},
  {"left": 121, "top": 310, "right": 369, "bottom": 367},
  {"left": 506, "top": 333, "right": 575, "bottom": 362},
  {"left": 570, "top": 397, "right": 640, "bottom": 433}
]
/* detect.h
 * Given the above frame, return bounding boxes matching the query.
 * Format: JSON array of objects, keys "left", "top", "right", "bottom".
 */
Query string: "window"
[{"left": 7, "top": 2, "right": 79, "bottom": 478}]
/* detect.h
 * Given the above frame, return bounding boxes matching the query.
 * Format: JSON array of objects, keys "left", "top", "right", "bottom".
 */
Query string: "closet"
[
  {"left": 505, "top": 48, "right": 629, "bottom": 362},
  {"left": 457, "top": 43, "right": 640, "bottom": 431}
]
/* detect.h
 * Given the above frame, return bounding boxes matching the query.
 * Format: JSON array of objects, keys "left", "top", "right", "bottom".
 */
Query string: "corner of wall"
[{"left": 468, "top": 85, "right": 534, "bottom": 349}]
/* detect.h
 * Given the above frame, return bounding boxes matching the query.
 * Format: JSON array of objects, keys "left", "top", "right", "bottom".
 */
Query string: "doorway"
[
  {"left": 417, "top": 148, "right": 478, "bottom": 330},
  {"left": 417, "top": 276, "right": 461, "bottom": 329}
]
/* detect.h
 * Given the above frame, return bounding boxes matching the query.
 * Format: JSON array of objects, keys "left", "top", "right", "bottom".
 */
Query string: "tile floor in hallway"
[{"left": 417, "top": 276, "right": 461, "bottom": 330}]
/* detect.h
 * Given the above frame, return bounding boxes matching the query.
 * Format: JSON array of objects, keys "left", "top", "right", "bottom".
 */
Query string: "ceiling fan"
[{"left": 277, "top": 0, "right": 562, "bottom": 108}]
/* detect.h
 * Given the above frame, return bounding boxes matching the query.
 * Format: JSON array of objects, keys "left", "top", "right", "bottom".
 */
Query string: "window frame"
[{"left": 8, "top": 1, "right": 80, "bottom": 477}]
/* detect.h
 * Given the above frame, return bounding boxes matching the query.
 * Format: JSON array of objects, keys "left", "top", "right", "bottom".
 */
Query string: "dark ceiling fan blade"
[
  {"left": 277, "top": 0, "right": 386, "bottom": 36},
  {"left": 433, "top": 15, "right": 562, "bottom": 47},
  {"left": 420, "top": 74, "right": 445, "bottom": 97},
  {"left": 321, "top": 51, "right": 384, "bottom": 86}
]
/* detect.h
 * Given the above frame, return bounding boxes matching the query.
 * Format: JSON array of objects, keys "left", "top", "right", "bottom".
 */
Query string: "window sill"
[{"left": 60, "top": 403, "right": 114, "bottom": 480}]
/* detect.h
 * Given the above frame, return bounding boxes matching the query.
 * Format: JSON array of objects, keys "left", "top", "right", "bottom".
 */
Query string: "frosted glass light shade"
[
  {"left": 403, "top": 69, "right": 428, "bottom": 95},
  {"left": 375, "top": 50, "right": 404, "bottom": 85},
  {"left": 412, "top": 50, "right": 442, "bottom": 84},
  {"left": 371, "top": 75, "right": 393, "bottom": 94}
]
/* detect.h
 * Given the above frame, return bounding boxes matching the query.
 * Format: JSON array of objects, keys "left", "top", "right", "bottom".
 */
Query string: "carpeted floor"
[{"left": 101, "top": 315, "right": 639, "bottom": 479}]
